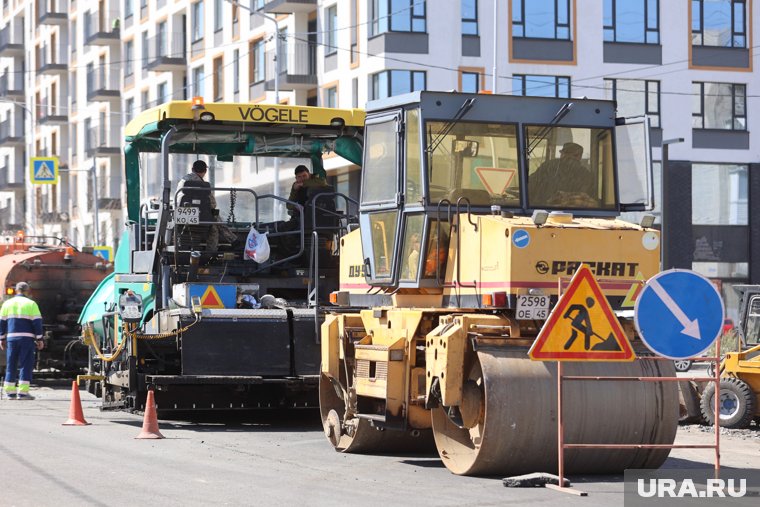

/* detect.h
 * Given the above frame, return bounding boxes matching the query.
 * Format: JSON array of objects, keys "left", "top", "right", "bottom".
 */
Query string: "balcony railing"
[
  {"left": 86, "top": 66, "right": 120, "bottom": 101},
  {"left": 146, "top": 31, "right": 186, "bottom": 71},
  {"left": 0, "top": 117, "right": 24, "bottom": 145},
  {"left": 37, "top": 0, "right": 68, "bottom": 25},
  {"left": 0, "top": 26, "right": 24, "bottom": 56},
  {"left": 38, "top": 50, "right": 68, "bottom": 74},
  {"left": 85, "top": 123, "right": 120, "bottom": 157},
  {"left": 0, "top": 73, "right": 24, "bottom": 98},
  {"left": 84, "top": 9, "right": 121, "bottom": 46},
  {"left": 0, "top": 160, "right": 25, "bottom": 188},
  {"left": 37, "top": 99, "right": 68, "bottom": 125},
  {"left": 265, "top": 40, "right": 318, "bottom": 91}
]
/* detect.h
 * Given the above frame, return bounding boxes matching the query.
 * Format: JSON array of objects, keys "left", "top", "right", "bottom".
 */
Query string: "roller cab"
[{"left": 321, "top": 91, "right": 678, "bottom": 475}]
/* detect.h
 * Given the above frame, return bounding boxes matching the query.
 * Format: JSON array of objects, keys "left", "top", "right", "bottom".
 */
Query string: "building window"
[
  {"left": 604, "top": 0, "right": 659, "bottom": 43},
  {"left": 141, "top": 31, "right": 149, "bottom": 65},
  {"left": 350, "top": 0, "right": 359, "bottom": 65},
  {"left": 324, "top": 86, "right": 337, "bottom": 108},
  {"left": 250, "top": 0, "right": 265, "bottom": 10},
  {"left": 370, "top": 70, "right": 426, "bottom": 100},
  {"left": 125, "top": 0, "right": 133, "bottom": 19},
  {"left": 604, "top": 79, "right": 660, "bottom": 127},
  {"left": 213, "top": 56, "right": 223, "bottom": 101},
  {"left": 692, "top": 82, "right": 746, "bottom": 130},
  {"left": 250, "top": 38, "right": 265, "bottom": 83},
  {"left": 352, "top": 77, "right": 359, "bottom": 108},
  {"left": 158, "top": 82, "right": 168, "bottom": 104},
  {"left": 512, "top": 74, "right": 570, "bottom": 98},
  {"left": 371, "top": 0, "right": 426, "bottom": 36},
  {"left": 193, "top": 66, "right": 205, "bottom": 97},
  {"left": 326, "top": 4, "right": 338, "bottom": 54},
  {"left": 692, "top": 0, "right": 746, "bottom": 47},
  {"left": 214, "top": 0, "right": 223, "bottom": 32},
  {"left": 233, "top": 49, "right": 240, "bottom": 94},
  {"left": 513, "top": 0, "right": 570, "bottom": 39},
  {"left": 461, "top": 71, "right": 480, "bottom": 93},
  {"left": 125, "top": 40, "right": 134, "bottom": 76},
  {"left": 157, "top": 21, "right": 167, "bottom": 57},
  {"left": 126, "top": 97, "right": 134, "bottom": 123},
  {"left": 462, "top": 0, "right": 478, "bottom": 35},
  {"left": 192, "top": 1, "right": 204, "bottom": 42},
  {"left": 692, "top": 164, "right": 748, "bottom": 225},
  {"left": 141, "top": 90, "right": 149, "bottom": 108}
]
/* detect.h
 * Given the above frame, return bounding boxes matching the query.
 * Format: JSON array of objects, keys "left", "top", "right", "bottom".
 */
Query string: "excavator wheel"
[
  {"left": 431, "top": 346, "right": 679, "bottom": 476},
  {"left": 319, "top": 373, "right": 434, "bottom": 453},
  {"left": 700, "top": 377, "right": 757, "bottom": 429}
]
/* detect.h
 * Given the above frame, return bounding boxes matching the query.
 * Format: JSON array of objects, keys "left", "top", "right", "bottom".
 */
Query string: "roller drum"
[{"left": 432, "top": 347, "right": 678, "bottom": 476}]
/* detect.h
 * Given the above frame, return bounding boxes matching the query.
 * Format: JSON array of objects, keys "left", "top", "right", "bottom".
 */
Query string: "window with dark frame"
[
  {"left": 326, "top": 4, "right": 338, "bottom": 55},
  {"left": 370, "top": 70, "right": 426, "bottom": 100},
  {"left": 350, "top": 0, "right": 359, "bottom": 64},
  {"left": 192, "top": 1, "right": 204, "bottom": 42},
  {"left": 213, "top": 56, "right": 223, "bottom": 101},
  {"left": 370, "top": 0, "right": 426, "bottom": 36},
  {"left": 125, "top": 40, "right": 134, "bottom": 76},
  {"left": 512, "top": 0, "right": 570, "bottom": 40},
  {"left": 214, "top": 0, "right": 223, "bottom": 32},
  {"left": 692, "top": 82, "right": 746, "bottom": 130},
  {"left": 604, "top": 0, "right": 659, "bottom": 44},
  {"left": 325, "top": 86, "right": 337, "bottom": 108},
  {"left": 462, "top": 0, "right": 478, "bottom": 35},
  {"left": 250, "top": 38, "right": 265, "bottom": 84},
  {"left": 692, "top": 0, "right": 746, "bottom": 47},
  {"left": 461, "top": 71, "right": 480, "bottom": 93},
  {"left": 604, "top": 78, "right": 661, "bottom": 128},
  {"left": 512, "top": 74, "right": 570, "bottom": 98}
]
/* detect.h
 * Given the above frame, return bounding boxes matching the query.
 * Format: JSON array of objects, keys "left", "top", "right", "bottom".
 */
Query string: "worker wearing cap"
[
  {"left": 528, "top": 142, "right": 596, "bottom": 207},
  {"left": 177, "top": 160, "right": 238, "bottom": 250},
  {"left": 0, "top": 282, "right": 44, "bottom": 400}
]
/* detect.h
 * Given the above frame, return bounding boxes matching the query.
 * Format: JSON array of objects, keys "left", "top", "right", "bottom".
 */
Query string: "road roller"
[{"left": 320, "top": 91, "right": 679, "bottom": 476}]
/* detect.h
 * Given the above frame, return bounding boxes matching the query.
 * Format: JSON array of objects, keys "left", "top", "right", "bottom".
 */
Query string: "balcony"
[
  {"left": 98, "top": 197, "right": 123, "bottom": 210},
  {"left": 37, "top": 102, "right": 68, "bottom": 125},
  {"left": 41, "top": 211, "right": 70, "bottom": 223},
  {"left": 0, "top": 26, "right": 24, "bottom": 56},
  {"left": 38, "top": 51, "right": 68, "bottom": 75},
  {"left": 0, "top": 118, "right": 24, "bottom": 146},
  {"left": 37, "top": 0, "right": 68, "bottom": 25},
  {"left": 263, "top": 0, "right": 317, "bottom": 14},
  {"left": 84, "top": 9, "right": 121, "bottom": 46},
  {"left": 265, "top": 41, "right": 317, "bottom": 91},
  {"left": 86, "top": 67, "right": 120, "bottom": 102},
  {"left": 146, "top": 32, "right": 186, "bottom": 72},
  {"left": 0, "top": 160, "right": 25, "bottom": 190},
  {"left": 0, "top": 73, "right": 24, "bottom": 100},
  {"left": 85, "top": 124, "right": 120, "bottom": 158}
]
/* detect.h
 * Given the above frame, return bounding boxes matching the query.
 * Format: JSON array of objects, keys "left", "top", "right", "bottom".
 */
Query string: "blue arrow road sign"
[
  {"left": 634, "top": 269, "right": 724, "bottom": 360},
  {"left": 512, "top": 229, "right": 530, "bottom": 249}
]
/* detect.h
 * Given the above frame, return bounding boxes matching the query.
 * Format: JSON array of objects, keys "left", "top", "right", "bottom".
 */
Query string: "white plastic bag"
[{"left": 244, "top": 228, "right": 270, "bottom": 263}]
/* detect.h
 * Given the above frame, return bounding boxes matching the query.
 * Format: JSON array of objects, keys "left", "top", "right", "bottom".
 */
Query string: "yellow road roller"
[{"left": 320, "top": 91, "right": 678, "bottom": 476}]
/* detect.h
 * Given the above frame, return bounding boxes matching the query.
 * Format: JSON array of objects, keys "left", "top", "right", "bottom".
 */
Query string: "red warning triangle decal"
[
  {"left": 529, "top": 264, "right": 634, "bottom": 362},
  {"left": 200, "top": 285, "right": 225, "bottom": 309},
  {"left": 474, "top": 167, "right": 516, "bottom": 194}
]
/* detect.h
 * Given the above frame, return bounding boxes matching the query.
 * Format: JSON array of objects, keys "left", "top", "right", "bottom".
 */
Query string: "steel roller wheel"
[
  {"left": 700, "top": 377, "right": 756, "bottom": 429},
  {"left": 431, "top": 347, "right": 679, "bottom": 476},
  {"left": 319, "top": 373, "right": 433, "bottom": 453}
]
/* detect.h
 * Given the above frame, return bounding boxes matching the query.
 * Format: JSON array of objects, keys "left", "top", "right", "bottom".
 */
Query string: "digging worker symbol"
[{"left": 562, "top": 297, "right": 621, "bottom": 351}]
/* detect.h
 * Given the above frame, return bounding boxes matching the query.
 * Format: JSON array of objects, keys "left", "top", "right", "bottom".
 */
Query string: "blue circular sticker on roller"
[{"left": 512, "top": 229, "right": 530, "bottom": 249}]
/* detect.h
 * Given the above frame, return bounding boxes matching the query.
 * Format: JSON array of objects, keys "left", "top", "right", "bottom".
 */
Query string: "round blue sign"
[
  {"left": 512, "top": 229, "right": 530, "bottom": 249},
  {"left": 634, "top": 269, "right": 724, "bottom": 360}
]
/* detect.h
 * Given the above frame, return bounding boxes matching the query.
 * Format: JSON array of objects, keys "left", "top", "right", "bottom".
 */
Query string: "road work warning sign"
[{"left": 529, "top": 264, "right": 634, "bottom": 361}]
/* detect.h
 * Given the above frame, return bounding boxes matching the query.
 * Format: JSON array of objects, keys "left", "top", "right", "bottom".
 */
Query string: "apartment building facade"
[{"left": 0, "top": 0, "right": 757, "bottom": 317}]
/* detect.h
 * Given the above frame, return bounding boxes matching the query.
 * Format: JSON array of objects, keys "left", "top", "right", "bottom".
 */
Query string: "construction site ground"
[{"left": 0, "top": 375, "right": 757, "bottom": 507}]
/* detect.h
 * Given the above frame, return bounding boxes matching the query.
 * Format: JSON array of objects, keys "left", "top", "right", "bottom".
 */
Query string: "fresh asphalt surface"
[{"left": 0, "top": 372, "right": 757, "bottom": 507}]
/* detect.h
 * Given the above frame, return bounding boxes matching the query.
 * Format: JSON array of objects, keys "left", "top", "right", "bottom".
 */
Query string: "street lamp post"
[
  {"left": 661, "top": 137, "right": 685, "bottom": 270},
  {"left": 225, "top": 0, "right": 281, "bottom": 198}
]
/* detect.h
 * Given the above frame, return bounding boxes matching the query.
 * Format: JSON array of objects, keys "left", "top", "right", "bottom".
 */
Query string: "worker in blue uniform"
[{"left": 0, "top": 282, "right": 44, "bottom": 400}]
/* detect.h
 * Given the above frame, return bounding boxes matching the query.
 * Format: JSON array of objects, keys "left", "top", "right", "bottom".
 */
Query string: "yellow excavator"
[{"left": 320, "top": 91, "right": 678, "bottom": 476}]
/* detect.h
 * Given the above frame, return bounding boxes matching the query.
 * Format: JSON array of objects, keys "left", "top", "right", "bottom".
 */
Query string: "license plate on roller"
[
  {"left": 516, "top": 295, "right": 550, "bottom": 320},
  {"left": 175, "top": 207, "right": 200, "bottom": 225}
]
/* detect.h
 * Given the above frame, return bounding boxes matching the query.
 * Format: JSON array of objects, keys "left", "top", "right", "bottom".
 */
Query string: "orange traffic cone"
[
  {"left": 135, "top": 389, "right": 164, "bottom": 439},
  {"left": 63, "top": 380, "right": 91, "bottom": 426}
]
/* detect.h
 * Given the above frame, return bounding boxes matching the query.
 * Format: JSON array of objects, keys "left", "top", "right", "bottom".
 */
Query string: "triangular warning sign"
[
  {"left": 474, "top": 167, "right": 516, "bottom": 194},
  {"left": 36, "top": 162, "right": 55, "bottom": 179},
  {"left": 529, "top": 264, "right": 634, "bottom": 362},
  {"left": 200, "top": 285, "right": 225, "bottom": 309},
  {"left": 621, "top": 272, "right": 646, "bottom": 308}
]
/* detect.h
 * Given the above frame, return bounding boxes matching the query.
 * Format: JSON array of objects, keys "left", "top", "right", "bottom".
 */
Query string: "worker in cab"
[
  {"left": 0, "top": 282, "right": 44, "bottom": 400},
  {"left": 287, "top": 165, "right": 328, "bottom": 219}
]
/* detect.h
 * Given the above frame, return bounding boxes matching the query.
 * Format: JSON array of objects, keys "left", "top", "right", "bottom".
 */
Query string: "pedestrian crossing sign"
[
  {"left": 30, "top": 157, "right": 59, "bottom": 185},
  {"left": 529, "top": 264, "right": 634, "bottom": 362},
  {"left": 92, "top": 246, "right": 113, "bottom": 262}
]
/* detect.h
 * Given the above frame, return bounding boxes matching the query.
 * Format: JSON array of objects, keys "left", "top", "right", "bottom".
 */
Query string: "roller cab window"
[{"left": 426, "top": 122, "right": 521, "bottom": 208}]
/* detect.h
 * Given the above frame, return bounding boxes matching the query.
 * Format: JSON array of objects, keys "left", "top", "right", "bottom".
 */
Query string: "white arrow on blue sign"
[{"left": 634, "top": 269, "right": 724, "bottom": 360}]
